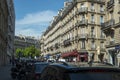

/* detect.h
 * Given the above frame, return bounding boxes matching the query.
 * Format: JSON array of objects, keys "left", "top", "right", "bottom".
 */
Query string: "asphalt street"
[{"left": 0, "top": 64, "right": 12, "bottom": 80}]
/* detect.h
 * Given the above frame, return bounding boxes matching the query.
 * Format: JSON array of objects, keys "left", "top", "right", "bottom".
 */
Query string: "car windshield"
[
  {"left": 35, "top": 64, "right": 48, "bottom": 73},
  {"left": 69, "top": 72, "right": 120, "bottom": 80}
]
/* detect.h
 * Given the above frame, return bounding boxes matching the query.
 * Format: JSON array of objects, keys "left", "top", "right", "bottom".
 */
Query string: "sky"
[{"left": 14, "top": 0, "right": 65, "bottom": 38}]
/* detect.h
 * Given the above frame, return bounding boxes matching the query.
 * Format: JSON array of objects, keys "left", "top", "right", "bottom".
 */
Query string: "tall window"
[
  {"left": 81, "top": 40, "right": 85, "bottom": 49},
  {"left": 110, "top": 12, "right": 113, "bottom": 19},
  {"left": 91, "top": 41, "right": 95, "bottom": 49},
  {"left": 100, "top": 42, "right": 104, "bottom": 49},
  {"left": 100, "top": 30, "right": 104, "bottom": 38},
  {"left": 91, "top": 3, "right": 94, "bottom": 11},
  {"left": 82, "top": 14, "right": 85, "bottom": 20},
  {"left": 100, "top": 5, "right": 104, "bottom": 12},
  {"left": 70, "top": 33, "right": 72, "bottom": 39},
  {"left": 100, "top": 16, "right": 104, "bottom": 24},
  {"left": 91, "top": 14, "right": 94, "bottom": 22},
  {"left": 91, "top": 27, "right": 94, "bottom": 36}
]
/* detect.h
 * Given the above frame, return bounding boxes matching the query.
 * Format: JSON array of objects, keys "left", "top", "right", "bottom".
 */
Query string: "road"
[{"left": 0, "top": 64, "right": 12, "bottom": 80}]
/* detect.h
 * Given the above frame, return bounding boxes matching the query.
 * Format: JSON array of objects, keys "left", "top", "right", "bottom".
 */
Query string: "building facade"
[
  {"left": 0, "top": 0, "right": 15, "bottom": 66},
  {"left": 14, "top": 35, "right": 40, "bottom": 54},
  {"left": 101, "top": 0, "right": 120, "bottom": 66},
  {"left": 7, "top": 0, "right": 15, "bottom": 64},
  {"left": 41, "top": 0, "right": 106, "bottom": 62}
]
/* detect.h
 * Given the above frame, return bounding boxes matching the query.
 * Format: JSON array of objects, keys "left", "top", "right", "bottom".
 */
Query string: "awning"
[{"left": 61, "top": 50, "right": 78, "bottom": 58}]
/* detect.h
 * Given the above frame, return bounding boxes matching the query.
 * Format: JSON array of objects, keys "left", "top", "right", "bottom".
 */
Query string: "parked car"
[
  {"left": 40, "top": 62, "right": 120, "bottom": 80},
  {"left": 26, "top": 62, "right": 49, "bottom": 80}
]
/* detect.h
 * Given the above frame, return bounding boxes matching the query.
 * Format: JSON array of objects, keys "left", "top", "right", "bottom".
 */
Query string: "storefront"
[
  {"left": 79, "top": 52, "right": 88, "bottom": 62},
  {"left": 61, "top": 50, "right": 78, "bottom": 62}
]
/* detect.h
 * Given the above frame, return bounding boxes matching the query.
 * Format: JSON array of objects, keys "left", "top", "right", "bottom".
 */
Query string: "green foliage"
[
  {"left": 15, "top": 45, "right": 41, "bottom": 58},
  {"left": 15, "top": 48, "right": 24, "bottom": 58}
]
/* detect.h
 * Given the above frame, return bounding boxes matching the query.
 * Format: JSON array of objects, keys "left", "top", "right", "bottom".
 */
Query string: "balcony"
[
  {"left": 63, "top": 39, "right": 71, "bottom": 47},
  {"left": 90, "top": 21, "right": 95, "bottom": 24},
  {"left": 77, "top": 19, "right": 88, "bottom": 26},
  {"left": 109, "top": 40, "right": 115, "bottom": 45},
  {"left": 91, "top": 46, "right": 96, "bottom": 50},
  {"left": 101, "top": 19, "right": 115, "bottom": 30},
  {"left": 107, "top": 0, "right": 114, "bottom": 9},
  {"left": 78, "top": 7, "right": 88, "bottom": 14},
  {"left": 88, "top": 34, "right": 96, "bottom": 38},
  {"left": 90, "top": 8, "right": 95, "bottom": 12},
  {"left": 78, "top": 34, "right": 88, "bottom": 39}
]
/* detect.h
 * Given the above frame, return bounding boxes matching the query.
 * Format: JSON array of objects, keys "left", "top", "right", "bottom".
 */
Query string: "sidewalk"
[{"left": 0, "top": 64, "right": 12, "bottom": 80}]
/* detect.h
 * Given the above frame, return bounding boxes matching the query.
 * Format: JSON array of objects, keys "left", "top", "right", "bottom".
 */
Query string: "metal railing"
[{"left": 101, "top": 19, "right": 115, "bottom": 29}]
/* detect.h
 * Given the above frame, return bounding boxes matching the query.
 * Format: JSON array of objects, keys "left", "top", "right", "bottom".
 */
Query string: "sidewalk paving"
[{"left": 0, "top": 64, "right": 12, "bottom": 80}]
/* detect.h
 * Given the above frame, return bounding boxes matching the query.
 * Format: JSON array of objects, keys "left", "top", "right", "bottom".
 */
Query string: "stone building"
[
  {"left": 0, "top": 0, "right": 15, "bottom": 66},
  {"left": 41, "top": 0, "right": 106, "bottom": 62},
  {"left": 101, "top": 0, "right": 120, "bottom": 66},
  {"left": 14, "top": 35, "right": 40, "bottom": 54},
  {"left": 7, "top": 0, "right": 15, "bottom": 64}
]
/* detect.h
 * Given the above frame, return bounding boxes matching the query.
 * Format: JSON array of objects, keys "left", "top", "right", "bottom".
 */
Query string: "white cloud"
[{"left": 15, "top": 10, "right": 57, "bottom": 38}]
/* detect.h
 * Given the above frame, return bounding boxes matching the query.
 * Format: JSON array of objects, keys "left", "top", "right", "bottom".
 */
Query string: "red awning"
[{"left": 61, "top": 50, "right": 78, "bottom": 58}]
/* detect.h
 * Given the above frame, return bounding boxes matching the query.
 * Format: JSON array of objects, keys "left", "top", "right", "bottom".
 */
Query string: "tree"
[
  {"left": 15, "top": 45, "right": 41, "bottom": 59},
  {"left": 15, "top": 48, "right": 24, "bottom": 58},
  {"left": 23, "top": 45, "right": 41, "bottom": 58}
]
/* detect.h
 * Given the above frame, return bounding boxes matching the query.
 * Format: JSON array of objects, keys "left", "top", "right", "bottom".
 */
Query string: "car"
[
  {"left": 26, "top": 62, "right": 49, "bottom": 80},
  {"left": 40, "top": 62, "right": 120, "bottom": 80}
]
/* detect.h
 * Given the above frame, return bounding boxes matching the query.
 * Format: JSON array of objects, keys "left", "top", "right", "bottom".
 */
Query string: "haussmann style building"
[
  {"left": 41, "top": 0, "right": 107, "bottom": 62},
  {"left": 101, "top": 0, "right": 120, "bottom": 66}
]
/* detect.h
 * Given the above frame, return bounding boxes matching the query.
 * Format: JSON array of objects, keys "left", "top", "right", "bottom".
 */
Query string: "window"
[
  {"left": 100, "top": 5, "right": 104, "bottom": 12},
  {"left": 91, "top": 41, "right": 95, "bottom": 49},
  {"left": 100, "top": 42, "right": 104, "bottom": 48},
  {"left": 82, "top": 14, "right": 85, "bottom": 20},
  {"left": 100, "top": 30, "right": 104, "bottom": 38},
  {"left": 91, "top": 27, "right": 95, "bottom": 36},
  {"left": 100, "top": 16, "right": 104, "bottom": 24},
  {"left": 91, "top": 14, "right": 94, "bottom": 23},
  {"left": 110, "top": 12, "right": 113, "bottom": 19},
  {"left": 81, "top": 40, "right": 85, "bottom": 49},
  {"left": 91, "top": 3, "right": 94, "bottom": 11}
]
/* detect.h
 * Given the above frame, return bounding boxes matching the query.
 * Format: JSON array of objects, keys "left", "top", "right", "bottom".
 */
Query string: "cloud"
[{"left": 15, "top": 10, "right": 57, "bottom": 38}]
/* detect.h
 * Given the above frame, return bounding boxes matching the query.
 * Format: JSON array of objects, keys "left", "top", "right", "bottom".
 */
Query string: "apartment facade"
[
  {"left": 42, "top": 0, "right": 106, "bottom": 62},
  {"left": 101, "top": 0, "right": 120, "bottom": 66},
  {"left": 14, "top": 35, "right": 40, "bottom": 54},
  {"left": 0, "top": 0, "right": 15, "bottom": 66},
  {"left": 7, "top": 0, "right": 15, "bottom": 64}
]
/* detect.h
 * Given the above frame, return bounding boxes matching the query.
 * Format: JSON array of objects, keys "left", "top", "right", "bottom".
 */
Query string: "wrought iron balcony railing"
[
  {"left": 78, "top": 34, "right": 88, "bottom": 39},
  {"left": 101, "top": 19, "right": 115, "bottom": 29},
  {"left": 63, "top": 39, "right": 71, "bottom": 46},
  {"left": 77, "top": 19, "right": 88, "bottom": 26},
  {"left": 107, "top": 0, "right": 114, "bottom": 9},
  {"left": 109, "top": 41, "right": 115, "bottom": 45},
  {"left": 78, "top": 7, "right": 88, "bottom": 14}
]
